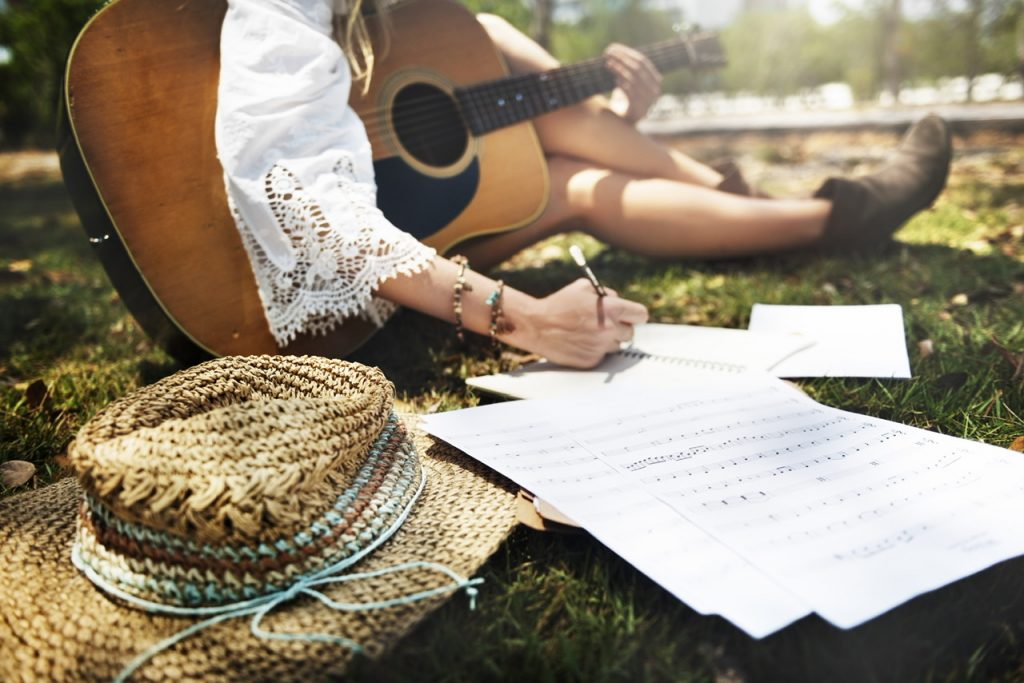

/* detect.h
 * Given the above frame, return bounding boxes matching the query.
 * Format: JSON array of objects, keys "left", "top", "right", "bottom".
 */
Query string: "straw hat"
[{"left": 0, "top": 356, "right": 516, "bottom": 681}]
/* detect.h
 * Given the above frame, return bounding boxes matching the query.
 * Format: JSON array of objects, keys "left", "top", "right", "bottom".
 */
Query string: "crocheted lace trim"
[{"left": 233, "top": 156, "right": 435, "bottom": 346}]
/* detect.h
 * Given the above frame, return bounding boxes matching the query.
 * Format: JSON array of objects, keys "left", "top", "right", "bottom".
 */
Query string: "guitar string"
[
  {"left": 354, "top": 37, "right": 716, "bottom": 131},
  {"left": 350, "top": 38, "right": 720, "bottom": 140},
  {"left": 358, "top": 60, "right": 608, "bottom": 134},
  {"left": 354, "top": 37, "right": 718, "bottom": 139}
]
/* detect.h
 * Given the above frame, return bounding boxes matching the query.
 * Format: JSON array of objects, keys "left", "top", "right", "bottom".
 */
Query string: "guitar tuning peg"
[{"left": 672, "top": 22, "right": 699, "bottom": 35}]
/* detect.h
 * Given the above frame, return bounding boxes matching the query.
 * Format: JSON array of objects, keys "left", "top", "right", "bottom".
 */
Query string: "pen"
[{"left": 569, "top": 245, "right": 607, "bottom": 298}]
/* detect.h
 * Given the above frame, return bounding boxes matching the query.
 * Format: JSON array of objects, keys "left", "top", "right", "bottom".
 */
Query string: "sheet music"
[
  {"left": 423, "top": 394, "right": 812, "bottom": 637},
  {"left": 424, "top": 374, "right": 1024, "bottom": 636}
]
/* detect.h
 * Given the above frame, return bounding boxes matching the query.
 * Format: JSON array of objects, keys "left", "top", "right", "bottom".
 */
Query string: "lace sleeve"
[{"left": 216, "top": 0, "right": 436, "bottom": 346}]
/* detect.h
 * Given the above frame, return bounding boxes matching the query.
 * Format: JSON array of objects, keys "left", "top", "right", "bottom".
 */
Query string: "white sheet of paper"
[
  {"left": 423, "top": 376, "right": 1024, "bottom": 636},
  {"left": 466, "top": 323, "right": 815, "bottom": 400},
  {"left": 748, "top": 304, "right": 911, "bottom": 378}
]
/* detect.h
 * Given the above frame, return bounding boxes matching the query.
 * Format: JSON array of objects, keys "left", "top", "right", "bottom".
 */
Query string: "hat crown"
[{"left": 70, "top": 356, "right": 394, "bottom": 543}]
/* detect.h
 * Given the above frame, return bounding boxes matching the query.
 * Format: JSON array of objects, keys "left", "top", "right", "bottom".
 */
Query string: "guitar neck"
[{"left": 455, "top": 34, "right": 723, "bottom": 136}]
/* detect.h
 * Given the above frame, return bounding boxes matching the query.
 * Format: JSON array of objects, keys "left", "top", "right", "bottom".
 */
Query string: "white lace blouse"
[{"left": 215, "top": 0, "right": 436, "bottom": 346}]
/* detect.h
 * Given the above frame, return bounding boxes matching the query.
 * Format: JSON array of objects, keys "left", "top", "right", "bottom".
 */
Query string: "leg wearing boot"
[
  {"left": 814, "top": 114, "right": 952, "bottom": 251},
  {"left": 458, "top": 118, "right": 951, "bottom": 267}
]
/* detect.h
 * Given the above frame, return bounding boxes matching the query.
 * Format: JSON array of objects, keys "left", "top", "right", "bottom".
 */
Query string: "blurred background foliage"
[
  {"left": 0, "top": 0, "right": 1022, "bottom": 148},
  {"left": 0, "top": 0, "right": 101, "bottom": 148}
]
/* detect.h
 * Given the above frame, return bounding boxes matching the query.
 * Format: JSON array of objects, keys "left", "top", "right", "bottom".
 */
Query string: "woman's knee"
[
  {"left": 476, "top": 12, "right": 512, "bottom": 34},
  {"left": 547, "top": 156, "right": 608, "bottom": 221}
]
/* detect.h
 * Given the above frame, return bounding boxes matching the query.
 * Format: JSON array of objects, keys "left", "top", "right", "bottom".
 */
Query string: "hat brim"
[{"left": 0, "top": 417, "right": 516, "bottom": 681}]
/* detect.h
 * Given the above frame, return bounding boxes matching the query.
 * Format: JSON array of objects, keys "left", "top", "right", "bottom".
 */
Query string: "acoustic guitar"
[{"left": 58, "top": 0, "right": 724, "bottom": 364}]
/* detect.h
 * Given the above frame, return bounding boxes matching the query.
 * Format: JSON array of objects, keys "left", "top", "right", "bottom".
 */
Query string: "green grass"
[{"left": 2, "top": 134, "right": 1023, "bottom": 682}]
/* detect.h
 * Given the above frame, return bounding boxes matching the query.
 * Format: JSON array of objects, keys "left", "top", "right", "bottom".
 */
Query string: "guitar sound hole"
[{"left": 391, "top": 83, "right": 468, "bottom": 168}]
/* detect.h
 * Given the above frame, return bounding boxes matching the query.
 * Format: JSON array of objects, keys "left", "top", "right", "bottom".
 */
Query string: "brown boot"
[
  {"left": 712, "top": 159, "right": 772, "bottom": 199},
  {"left": 814, "top": 114, "right": 952, "bottom": 251}
]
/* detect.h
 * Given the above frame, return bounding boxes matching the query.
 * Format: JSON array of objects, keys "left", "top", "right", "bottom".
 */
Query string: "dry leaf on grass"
[
  {"left": 0, "top": 259, "right": 30, "bottom": 283},
  {"left": 989, "top": 337, "right": 1024, "bottom": 381},
  {"left": 24, "top": 379, "right": 48, "bottom": 411},
  {"left": 918, "top": 339, "right": 935, "bottom": 358},
  {"left": 1, "top": 460, "right": 36, "bottom": 488},
  {"left": 1010, "top": 437, "right": 1024, "bottom": 453}
]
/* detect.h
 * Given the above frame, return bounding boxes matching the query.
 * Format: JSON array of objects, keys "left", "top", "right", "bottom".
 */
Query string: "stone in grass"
[
  {"left": 935, "top": 372, "right": 968, "bottom": 390},
  {"left": 1, "top": 460, "right": 36, "bottom": 488}
]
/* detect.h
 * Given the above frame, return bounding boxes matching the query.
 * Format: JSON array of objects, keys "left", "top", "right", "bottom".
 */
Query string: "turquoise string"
[
  {"left": 70, "top": 467, "right": 485, "bottom": 681},
  {"left": 113, "top": 561, "right": 483, "bottom": 683}
]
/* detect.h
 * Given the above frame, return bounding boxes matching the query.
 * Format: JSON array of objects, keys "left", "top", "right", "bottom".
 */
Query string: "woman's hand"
[
  {"left": 375, "top": 258, "right": 647, "bottom": 369},
  {"left": 604, "top": 43, "right": 662, "bottom": 123},
  {"left": 509, "top": 279, "right": 649, "bottom": 369}
]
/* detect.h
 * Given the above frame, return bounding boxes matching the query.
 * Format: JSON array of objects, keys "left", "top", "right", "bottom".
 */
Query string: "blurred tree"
[
  {"left": 965, "top": 0, "right": 984, "bottom": 100},
  {"left": 0, "top": 0, "right": 103, "bottom": 148},
  {"left": 531, "top": 0, "right": 554, "bottom": 48},
  {"left": 882, "top": 0, "right": 904, "bottom": 100},
  {"left": 1018, "top": 3, "right": 1024, "bottom": 81},
  {"left": 907, "top": 14, "right": 968, "bottom": 82},
  {"left": 817, "top": 8, "right": 885, "bottom": 100},
  {"left": 923, "top": 0, "right": 1023, "bottom": 99},
  {"left": 986, "top": 0, "right": 1024, "bottom": 80},
  {"left": 550, "top": 0, "right": 679, "bottom": 63},
  {"left": 720, "top": 6, "right": 841, "bottom": 99}
]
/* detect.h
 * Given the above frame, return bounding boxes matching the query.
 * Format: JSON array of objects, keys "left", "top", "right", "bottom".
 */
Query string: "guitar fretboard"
[{"left": 455, "top": 34, "right": 724, "bottom": 136}]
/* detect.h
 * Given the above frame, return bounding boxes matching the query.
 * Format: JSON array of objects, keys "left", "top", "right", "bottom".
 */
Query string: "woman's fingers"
[
  {"left": 603, "top": 296, "right": 646, "bottom": 347},
  {"left": 532, "top": 278, "right": 649, "bottom": 368},
  {"left": 607, "top": 44, "right": 661, "bottom": 88},
  {"left": 604, "top": 43, "right": 662, "bottom": 108},
  {"left": 606, "top": 296, "right": 649, "bottom": 326}
]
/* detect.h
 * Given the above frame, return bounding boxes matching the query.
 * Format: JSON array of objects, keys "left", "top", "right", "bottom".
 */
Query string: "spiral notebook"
[{"left": 466, "top": 323, "right": 815, "bottom": 400}]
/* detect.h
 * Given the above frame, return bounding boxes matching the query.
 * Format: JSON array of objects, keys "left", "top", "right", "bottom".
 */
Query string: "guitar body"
[
  {"left": 59, "top": 0, "right": 547, "bottom": 364},
  {"left": 356, "top": 0, "right": 549, "bottom": 254}
]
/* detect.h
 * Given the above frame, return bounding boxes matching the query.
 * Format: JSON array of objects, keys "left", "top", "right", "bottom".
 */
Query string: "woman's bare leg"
[
  {"left": 476, "top": 14, "right": 723, "bottom": 188},
  {"left": 464, "top": 18, "right": 948, "bottom": 270},
  {"left": 457, "top": 157, "right": 830, "bottom": 270}
]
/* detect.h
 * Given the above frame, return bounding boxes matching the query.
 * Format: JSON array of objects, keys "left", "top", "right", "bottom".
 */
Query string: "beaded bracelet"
[
  {"left": 451, "top": 255, "right": 472, "bottom": 342},
  {"left": 485, "top": 279, "right": 511, "bottom": 345}
]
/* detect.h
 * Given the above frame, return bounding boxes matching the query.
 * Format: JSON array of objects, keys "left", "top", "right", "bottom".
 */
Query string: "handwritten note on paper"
[
  {"left": 423, "top": 375, "right": 1024, "bottom": 636},
  {"left": 748, "top": 304, "right": 912, "bottom": 378}
]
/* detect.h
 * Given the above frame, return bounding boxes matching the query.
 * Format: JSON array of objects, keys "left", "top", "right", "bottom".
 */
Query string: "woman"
[{"left": 216, "top": 0, "right": 951, "bottom": 369}]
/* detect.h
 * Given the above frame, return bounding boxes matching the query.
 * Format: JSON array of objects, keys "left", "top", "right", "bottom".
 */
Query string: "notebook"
[{"left": 466, "top": 323, "right": 814, "bottom": 400}]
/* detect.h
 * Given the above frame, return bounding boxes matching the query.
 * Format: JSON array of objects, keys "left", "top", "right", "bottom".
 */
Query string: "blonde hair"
[{"left": 334, "top": 0, "right": 390, "bottom": 93}]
